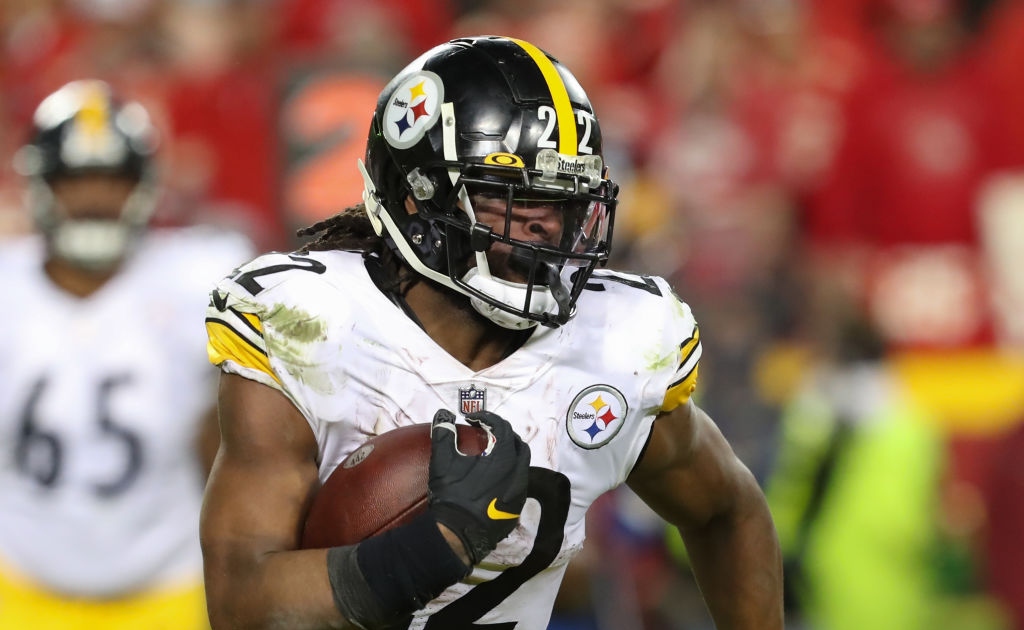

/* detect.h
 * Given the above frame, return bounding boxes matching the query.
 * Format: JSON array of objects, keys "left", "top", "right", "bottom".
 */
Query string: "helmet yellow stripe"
[
  {"left": 509, "top": 38, "right": 577, "bottom": 156},
  {"left": 76, "top": 83, "right": 111, "bottom": 135}
]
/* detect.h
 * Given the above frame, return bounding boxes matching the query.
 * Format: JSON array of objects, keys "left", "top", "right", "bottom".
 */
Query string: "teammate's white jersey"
[
  {"left": 206, "top": 249, "right": 701, "bottom": 630},
  {"left": 0, "top": 228, "right": 252, "bottom": 597}
]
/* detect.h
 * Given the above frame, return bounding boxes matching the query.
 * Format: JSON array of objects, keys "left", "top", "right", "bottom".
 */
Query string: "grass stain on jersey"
[
  {"left": 645, "top": 348, "right": 677, "bottom": 373},
  {"left": 266, "top": 304, "right": 326, "bottom": 344},
  {"left": 670, "top": 297, "right": 694, "bottom": 325},
  {"left": 263, "top": 304, "right": 337, "bottom": 395}
]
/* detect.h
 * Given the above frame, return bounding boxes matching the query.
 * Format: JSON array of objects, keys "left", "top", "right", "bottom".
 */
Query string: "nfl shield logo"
[{"left": 459, "top": 385, "right": 486, "bottom": 414}]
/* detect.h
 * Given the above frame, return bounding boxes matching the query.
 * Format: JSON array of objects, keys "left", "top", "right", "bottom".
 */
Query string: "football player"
[
  {"left": 202, "top": 36, "right": 783, "bottom": 630},
  {"left": 0, "top": 80, "right": 253, "bottom": 629}
]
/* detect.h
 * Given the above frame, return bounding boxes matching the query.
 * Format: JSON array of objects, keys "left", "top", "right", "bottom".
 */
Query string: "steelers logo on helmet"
[
  {"left": 566, "top": 385, "right": 628, "bottom": 449},
  {"left": 382, "top": 71, "right": 444, "bottom": 149}
]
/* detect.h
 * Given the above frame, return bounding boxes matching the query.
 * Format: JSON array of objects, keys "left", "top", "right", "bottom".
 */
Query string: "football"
[{"left": 300, "top": 422, "right": 491, "bottom": 549}]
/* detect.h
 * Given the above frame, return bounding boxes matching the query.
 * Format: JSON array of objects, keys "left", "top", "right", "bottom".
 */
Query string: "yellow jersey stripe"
[
  {"left": 239, "top": 311, "right": 263, "bottom": 337},
  {"left": 663, "top": 326, "right": 702, "bottom": 412},
  {"left": 662, "top": 364, "right": 699, "bottom": 413},
  {"left": 205, "top": 319, "right": 280, "bottom": 384},
  {"left": 678, "top": 326, "right": 701, "bottom": 369},
  {"left": 510, "top": 38, "right": 577, "bottom": 155}
]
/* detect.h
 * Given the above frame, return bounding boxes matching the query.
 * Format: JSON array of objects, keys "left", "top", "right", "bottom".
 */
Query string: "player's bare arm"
[
  {"left": 627, "top": 400, "right": 784, "bottom": 630},
  {"left": 201, "top": 373, "right": 350, "bottom": 630},
  {"left": 195, "top": 405, "right": 222, "bottom": 480}
]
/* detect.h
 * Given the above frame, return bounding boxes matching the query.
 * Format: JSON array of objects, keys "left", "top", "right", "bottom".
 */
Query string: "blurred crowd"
[{"left": 4, "top": 0, "right": 1024, "bottom": 628}]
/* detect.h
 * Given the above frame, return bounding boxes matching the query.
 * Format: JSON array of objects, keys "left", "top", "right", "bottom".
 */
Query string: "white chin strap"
[
  {"left": 51, "top": 219, "right": 132, "bottom": 270},
  {"left": 462, "top": 266, "right": 557, "bottom": 330}
]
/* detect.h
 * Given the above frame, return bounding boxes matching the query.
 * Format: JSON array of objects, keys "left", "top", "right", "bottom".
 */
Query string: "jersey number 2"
[{"left": 422, "top": 467, "right": 571, "bottom": 629}]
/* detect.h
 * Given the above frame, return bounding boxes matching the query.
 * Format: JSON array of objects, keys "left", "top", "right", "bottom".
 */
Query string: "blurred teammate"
[
  {"left": 201, "top": 36, "right": 783, "bottom": 629},
  {"left": 0, "top": 80, "right": 252, "bottom": 630}
]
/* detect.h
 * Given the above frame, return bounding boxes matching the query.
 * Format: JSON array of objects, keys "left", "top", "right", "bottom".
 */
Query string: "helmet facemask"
[
  {"left": 449, "top": 161, "right": 616, "bottom": 329},
  {"left": 361, "top": 153, "right": 617, "bottom": 329}
]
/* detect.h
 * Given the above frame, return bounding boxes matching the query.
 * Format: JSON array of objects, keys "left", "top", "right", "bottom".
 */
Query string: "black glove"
[{"left": 428, "top": 409, "right": 531, "bottom": 566}]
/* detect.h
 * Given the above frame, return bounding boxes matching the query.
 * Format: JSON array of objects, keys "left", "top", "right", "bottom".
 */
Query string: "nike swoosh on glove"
[{"left": 428, "top": 409, "right": 531, "bottom": 565}]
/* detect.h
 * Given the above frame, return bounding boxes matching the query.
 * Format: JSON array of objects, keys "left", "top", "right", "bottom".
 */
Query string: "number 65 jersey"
[
  {"left": 206, "top": 249, "right": 702, "bottom": 630},
  {"left": 0, "top": 228, "right": 253, "bottom": 597}
]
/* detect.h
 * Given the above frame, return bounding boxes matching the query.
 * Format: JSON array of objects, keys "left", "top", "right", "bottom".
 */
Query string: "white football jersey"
[
  {"left": 206, "top": 250, "right": 701, "bottom": 630},
  {"left": 0, "top": 228, "right": 253, "bottom": 597}
]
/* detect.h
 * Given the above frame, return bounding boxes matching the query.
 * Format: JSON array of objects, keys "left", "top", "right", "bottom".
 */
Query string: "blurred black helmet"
[
  {"left": 15, "top": 79, "right": 159, "bottom": 270},
  {"left": 359, "top": 36, "right": 618, "bottom": 329}
]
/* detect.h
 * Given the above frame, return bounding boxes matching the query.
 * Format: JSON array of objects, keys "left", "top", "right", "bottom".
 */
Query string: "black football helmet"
[
  {"left": 14, "top": 79, "right": 159, "bottom": 270},
  {"left": 359, "top": 36, "right": 618, "bottom": 329}
]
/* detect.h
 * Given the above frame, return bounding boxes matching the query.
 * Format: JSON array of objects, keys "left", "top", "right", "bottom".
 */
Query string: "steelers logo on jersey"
[{"left": 566, "top": 385, "right": 628, "bottom": 449}]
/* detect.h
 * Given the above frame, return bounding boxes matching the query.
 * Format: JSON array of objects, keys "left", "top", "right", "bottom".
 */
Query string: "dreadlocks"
[
  {"left": 296, "top": 203, "right": 417, "bottom": 295},
  {"left": 295, "top": 203, "right": 380, "bottom": 253}
]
